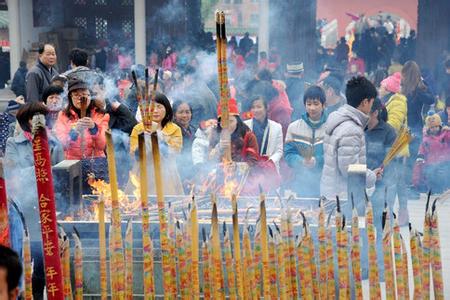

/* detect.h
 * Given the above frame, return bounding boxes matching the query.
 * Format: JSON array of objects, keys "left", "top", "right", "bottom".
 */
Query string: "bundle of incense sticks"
[
  {"left": 73, "top": 228, "right": 83, "bottom": 300},
  {"left": 383, "top": 126, "right": 412, "bottom": 167},
  {"left": 64, "top": 191, "right": 446, "bottom": 298}
]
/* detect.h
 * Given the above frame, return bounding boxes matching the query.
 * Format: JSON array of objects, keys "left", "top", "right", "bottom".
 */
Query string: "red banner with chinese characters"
[
  {"left": 32, "top": 124, "right": 64, "bottom": 299},
  {"left": 0, "top": 175, "right": 10, "bottom": 247}
]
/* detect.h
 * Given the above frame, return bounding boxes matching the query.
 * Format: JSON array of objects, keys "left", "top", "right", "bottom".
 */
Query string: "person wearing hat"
[
  {"left": 285, "top": 61, "right": 305, "bottom": 120},
  {"left": 0, "top": 98, "right": 23, "bottom": 156},
  {"left": 321, "top": 75, "right": 346, "bottom": 115},
  {"left": 54, "top": 79, "right": 110, "bottom": 192},
  {"left": 414, "top": 112, "right": 450, "bottom": 193},
  {"left": 379, "top": 72, "right": 410, "bottom": 225},
  {"left": 284, "top": 85, "right": 328, "bottom": 197},
  {"left": 209, "top": 98, "right": 259, "bottom": 165}
]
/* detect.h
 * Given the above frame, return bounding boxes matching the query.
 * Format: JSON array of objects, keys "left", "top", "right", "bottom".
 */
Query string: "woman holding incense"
[
  {"left": 54, "top": 79, "right": 110, "bottom": 193},
  {"left": 173, "top": 100, "right": 196, "bottom": 193},
  {"left": 208, "top": 98, "right": 260, "bottom": 195},
  {"left": 4, "top": 102, "right": 64, "bottom": 298},
  {"left": 129, "top": 92, "right": 184, "bottom": 195},
  {"left": 365, "top": 98, "right": 397, "bottom": 279}
]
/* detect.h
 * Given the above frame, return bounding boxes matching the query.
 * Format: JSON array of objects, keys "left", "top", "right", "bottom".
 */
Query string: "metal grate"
[
  {"left": 122, "top": 19, "right": 133, "bottom": 34},
  {"left": 74, "top": 17, "right": 87, "bottom": 29},
  {"left": 94, "top": 0, "right": 107, "bottom": 5},
  {"left": 121, "top": 0, "right": 133, "bottom": 6},
  {"left": 95, "top": 17, "right": 108, "bottom": 39}
]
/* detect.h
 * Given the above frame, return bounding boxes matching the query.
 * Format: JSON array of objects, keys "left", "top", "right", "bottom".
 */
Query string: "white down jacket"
[{"left": 320, "top": 104, "right": 376, "bottom": 199}]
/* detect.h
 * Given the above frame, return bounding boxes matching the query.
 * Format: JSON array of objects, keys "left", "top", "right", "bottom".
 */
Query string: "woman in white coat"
[{"left": 244, "top": 95, "right": 283, "bottom": 172}]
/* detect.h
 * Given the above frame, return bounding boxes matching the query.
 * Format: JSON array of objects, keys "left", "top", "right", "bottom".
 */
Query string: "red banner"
[
  {"left": 0, "top": 176, "right": 10, "bottom": 247},
  {"left": 32, "top": 126, "right": 64, "bottom": 299}
]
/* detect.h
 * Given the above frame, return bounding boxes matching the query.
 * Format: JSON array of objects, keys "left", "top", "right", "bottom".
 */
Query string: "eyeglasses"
[{"left": 72, "top": 93, "right": 90, "bottom": 99}]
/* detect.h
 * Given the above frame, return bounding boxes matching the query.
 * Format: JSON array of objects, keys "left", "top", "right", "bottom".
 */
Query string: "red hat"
[
  {"left": 381, "top": 72, "right": 401, "bottom": 94},
  {"left": 217, "top": 98, "right": 239, "bottom": 118}
]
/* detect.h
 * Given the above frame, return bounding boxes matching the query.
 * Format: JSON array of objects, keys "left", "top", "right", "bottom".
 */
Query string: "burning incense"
[
  {"left": 400, "top": 235, "right": 410, "bottom": 299},
  {"left": 222, "top": 222, "right": 237, "bottom": 300},
  {"left": 215, "top": 10, "right": 232, "bottom": 162},
  {"left": 176, "top": 221, "right": 189, "bottom": 298},
  {"left": 430, "top": 199, "right": 444, "bottom": 299},
  {"left": 231, "top": 194, "right": 245, "bottom": 299},
  {"left": 268, "top": 228, "right": 278, "bottom": 300},
  {"left": 105, "top": 130, "right": 125, "bottom": 299},
  {"left": 190, "top": 196, "right": 200, "bottom": 298},
  {"left": 73, "top": 227, "right": 83, "bottom": 300},
  {"left": 382, "top": 204, "right": 395, "bottom": 300},
  {"left": 31, "top": 114, "right": 64, "bottom": 299},
  {"left": 326, "top": 209, "right": 336, "bottom": 299},
  {"left": 0, "top": 163, "right": 10, "bottom": 247},
  {"left": 422, "top": 191, "right": 432, "bottom": 299},
  {"left": 23, "top": 229, "right": 32, "bottom": 300},
  {"left": 297, "top": 213, "right": 314, "bottom": 300},
  {"left": 410, "top": 227, "right": 423, "bottom": 299},
  {"left": 393, "top": 218, "right": 405, "bottom": 299},
  {"left": 59, "top": 227, "right": 73, "bottom": 300},
  {"left": 351, "top": 196, "right": 363, "bottom": 300},
  {"left": 365, "top": 196, "right": 381, "bottom": 298},
  {"left": 125, "top": 219, "right": 134, "bottom": 300},
  {"left": 317, "top": 198, "right": 328, "bottom": 298},
  {"left": 210, "top": 195, "right": 225, "bottom": 299},
  {"left": 259, "top": 189, "right": 271, "bottom": 299},
  {"left": 11, "top": 200, "right": 32, "bottom": 300},
  {"left": 201, "top": 228, "right": 212, "bottom": 299},
  {"left": 274, "top": 223, "right": 288, "bottom": 300},
  {"left": 138, "top": 134, "right": 155, "bottom": 298},
  {"left": 243, "top": 220, "right": 256, "bottom": 299},
  {"left": 97, "top": 200, "right": 108, "bottom": 300}
]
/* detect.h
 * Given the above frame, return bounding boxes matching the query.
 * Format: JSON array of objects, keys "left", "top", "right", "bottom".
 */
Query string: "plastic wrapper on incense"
[
  {"left": 223, "top": 224, "right": 237, "bottom": 300},
  {"left": 351, "top": 207, "right": 363, "bottom": 299},
  {"left": 98, "top": 200, "right": 108, "bottom": 300},
  {"left": 73, "top": 229, "right": 83, "bottom": 300}
]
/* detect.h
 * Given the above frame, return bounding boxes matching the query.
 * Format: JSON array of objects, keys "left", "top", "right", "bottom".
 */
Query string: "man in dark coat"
[
  {"left": 285, "top": 62, "right": 305, "bottom": 120},
  {"left": 25, "top": 44, "right": 59, "bottom": 102},
  {"left": 10, "top": 61, "right": 28, "bottom": 98}
]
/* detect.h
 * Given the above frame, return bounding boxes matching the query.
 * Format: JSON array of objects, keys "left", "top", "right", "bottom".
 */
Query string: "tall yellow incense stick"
[
  {"left": 274, "top": 224, "right": 288, "bottom": 300},
  {"left": 268, "top": 229, "right": 278, "bottom": 300},
  {"left": 23, "top": 229, "right": 32, "bottom": 300},
  {"left": 393, "top": 218, "right": 405, "bottom": 299},
  {"left": 326, "top": 215, "right": 336, "bottom": 299},
  {"left": 430, "top": 200, "right": 444, "bottom": 300},
  {"left": 243, "top": 222, "right": 256, "bottom": 300},
  {"left": 105, "top": 130, "right": 125, "bottom": 299},
  {"left": 297, "top": 215, "right": 313, "bottom": 300},
  {"left": 176, "top": 222, "right": 189, "bottom": 298},
  {"left": 231, "top": 194, "right": 244, "bottom": 299},
  {"left": 410, "top": 228, "right": 423, "bottom": 299},
  {"left": 401, "top": 236, "right": 410, "bottom": 299},
  {"left": 366, "top": 199, "right": 381, "bottom": 299},
  {"left": 201, "top": 228, "right": 212, "bottom": 300},
  {"left": 351, "top": 199, "right": 363, "bottom": 299},
  {"left": 190, "top": 196, "right": 200, "bottom": 298},
  {"left": 382, "top": 207, "right": 395, "bottom": 300},
  {"left": 422, "top": 193, "right": 432, "bottom": 299},
  {"left": 210, "top": 195, "right": 225, "bottom": 299},
  {"left": 259, "top": 190, "right": 271, "bottom": 300},
  {"left": 253, "top": 220, "right": 262, "bottom": 298},
  {"left": 98, "top": 200, "right": 107, "bottom": 300},
  {"left": 336, "top": 198, "right": 349, "bottom": 299},
  {"left": 317, "top": 199, "right": 328, "bottom": 299},
  {"left": 138, "top": 134, "right": 155, "bottom": 298},
  {"left": 60, "top": 229, "right": 73, "bottom": 300},
  {"left": 223, "top": 222, "right": 237, "bottom": 300},
  {"left": 73, "top": 228, "right": 83, "bottom": 300},
  {"left": 125, "top": 219, "right": 134, "bottom": 300}
]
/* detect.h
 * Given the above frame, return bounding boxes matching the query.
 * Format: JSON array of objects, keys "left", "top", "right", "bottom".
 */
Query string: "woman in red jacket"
[{"left": 54, "top": 79, "right": 110, "bottom": 192}]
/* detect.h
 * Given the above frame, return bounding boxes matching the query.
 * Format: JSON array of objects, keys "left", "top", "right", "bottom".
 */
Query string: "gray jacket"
[
  {"left": 320, "top": 104, "right": 376, "bottom": 199},
  {"left": 26, "top": 60, "right": 59, "bottom": 102}
]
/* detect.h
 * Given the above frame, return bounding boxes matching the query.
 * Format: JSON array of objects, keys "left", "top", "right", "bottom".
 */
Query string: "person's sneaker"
[{"left": 398, "top": 209, "right": 409, "bottom": 227}]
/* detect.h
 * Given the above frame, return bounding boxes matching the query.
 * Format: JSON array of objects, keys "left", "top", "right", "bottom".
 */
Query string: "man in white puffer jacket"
[{"left": 320, "top": 76, "right": 382, "bottom": 201}]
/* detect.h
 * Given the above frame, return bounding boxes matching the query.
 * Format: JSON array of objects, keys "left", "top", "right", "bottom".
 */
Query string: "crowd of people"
[{"left": 1, "top": 25, "right": 449, "bottom": 295}]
